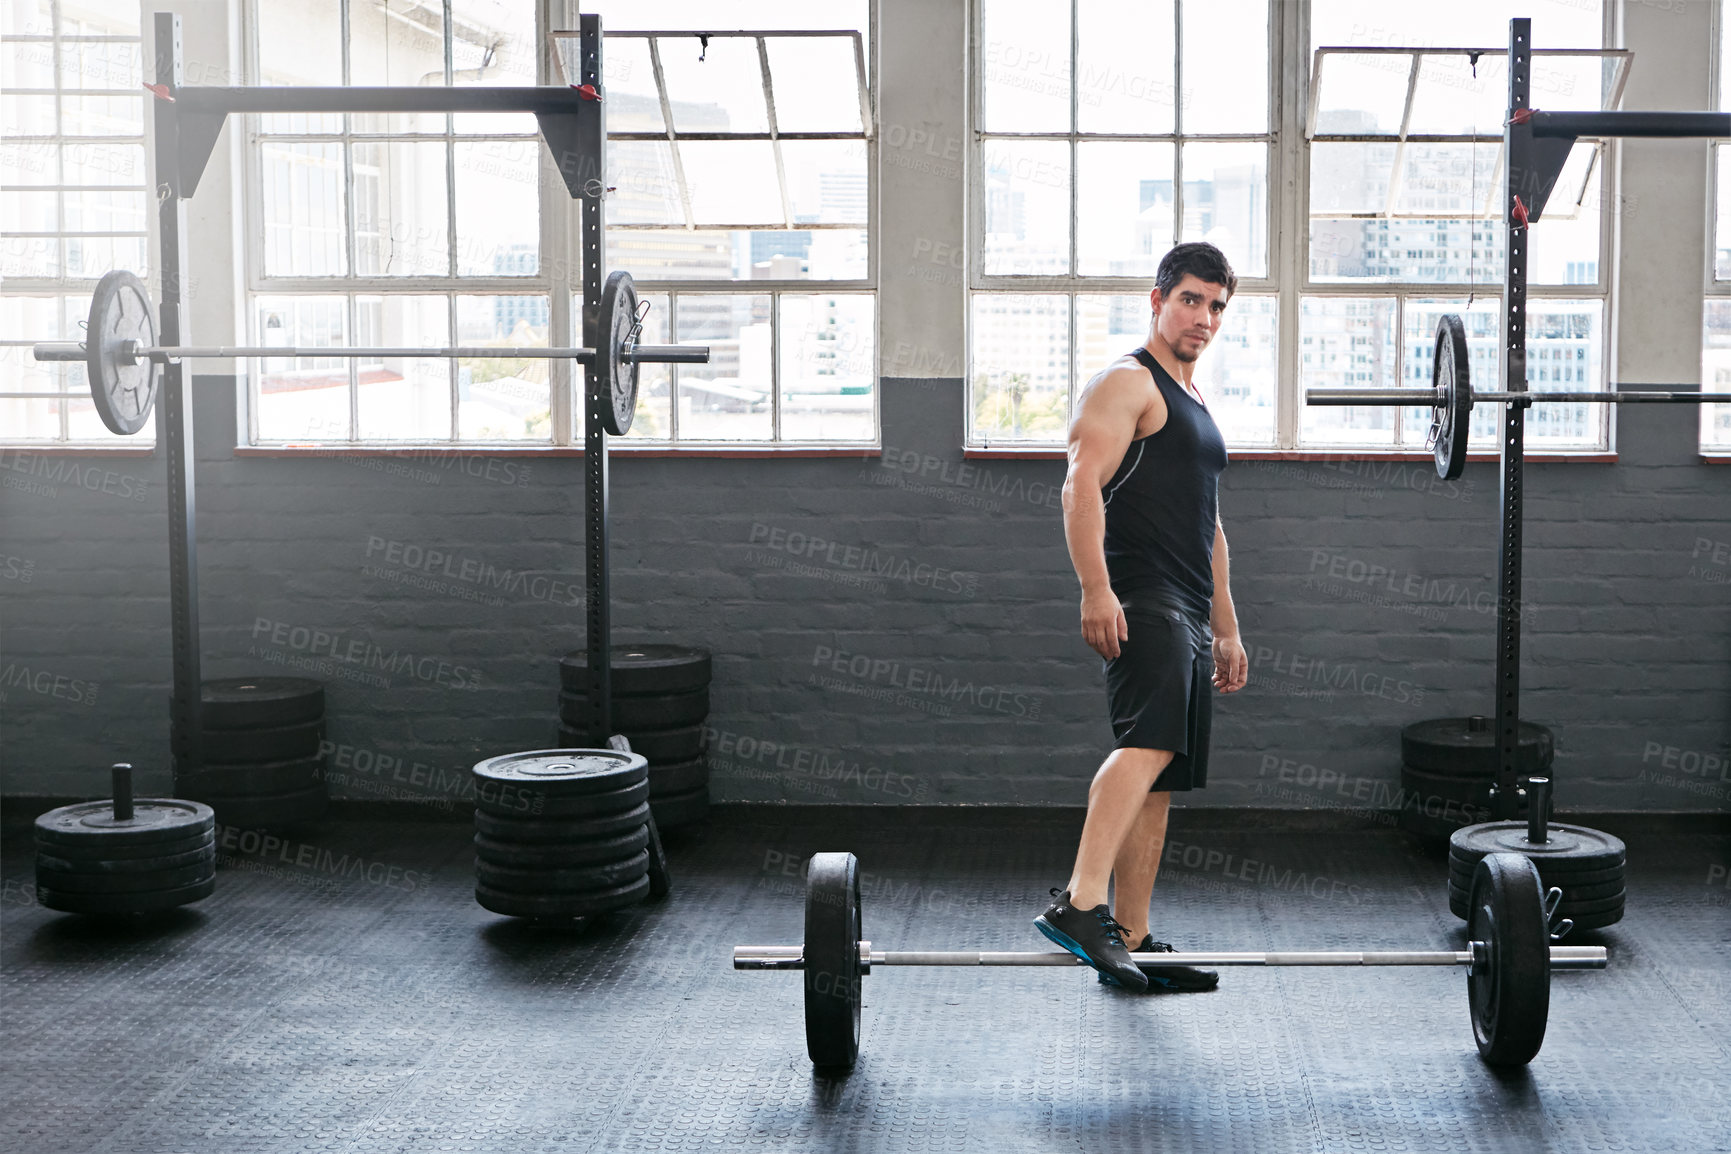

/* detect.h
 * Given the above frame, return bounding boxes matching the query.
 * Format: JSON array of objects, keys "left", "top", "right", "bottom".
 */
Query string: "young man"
[{"left": 1034, "top": 242, "right": 1250, "bottom": 992}]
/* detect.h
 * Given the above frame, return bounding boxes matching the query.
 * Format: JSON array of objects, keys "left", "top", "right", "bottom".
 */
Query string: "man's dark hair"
[{"left": 1155, "top": 242, "right": 1237, "bottom": 300}]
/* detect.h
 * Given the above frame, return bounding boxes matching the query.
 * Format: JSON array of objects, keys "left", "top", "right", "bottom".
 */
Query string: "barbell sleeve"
[
  {"left": 731, "top": 945, "right": 1607, "bottom": 970},
  {"left": 625, "top": 345, "right": 712, "bottom": 364},
  {"left": 31, "top": 343, "right": 87, "bottom": 362}
]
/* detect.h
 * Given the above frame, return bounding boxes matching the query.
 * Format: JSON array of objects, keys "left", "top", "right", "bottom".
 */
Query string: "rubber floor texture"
[{"left": 1, "top": 805, "right": 1725, "bottom": 1153}]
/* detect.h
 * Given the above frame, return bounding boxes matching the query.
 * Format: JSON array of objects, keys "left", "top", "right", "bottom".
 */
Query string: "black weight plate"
[
  {"left": 85, "top": 269, "right": 159, "bottom": 435},
  {"left": 645, "top": 813, "right": 671, "bottom": 899},
  {"left": 474, "top": 825, "right": 650, "bottom": 869},
  {"left": 1449, "top": 822, "right": 1626, "bottom": 872},
  {"left": 473, "top": 801, "right": 652, "bottom": 844},
  {"left": 559, "top": 688, "right": 709, "bottom": 732},
  {"left": 805, "top": 851, "right": 863, "bottom": 1069},
  {"left": 34, "top": 859, "right": 215, "bottom": 894},
  {"left": 35, "top": 828, "right": 213, "bottom": 861},
  {"left": 649, "top": 757, "right": 709, "bottom": 796},
  {"left": 1432, "top": 313, "right": 1473, "bottom": 481},
  {"left": 475, "top": 849, "right": 650, "bottom": 894},
  {"left": 559, "top": 646, "right": 713, "bottom": 695},
  {"left": 475, "top": 873, "right": 652, "bottom": 919},
  {"left": 193, "top": 786, "right": 328, "bottom": 829},
  {"left": 195, "top": 719, "right": 324, "bottom": 764},
  {"left": 1402, "top": 717, "right": 1554, "bottom": 777},
  {"left": 37, "top": 840, "right": 215, "bottom": 876},
  {"left": 1449, "top": 857, "right": 1626, "bottom": 890},
  {"left": 35, "top": 799, "right": 214, "bottom": 848},
  {"left": 1466, "top": 852, "right": 1550, "bottom": 1066},
  {"left": 598, "top": 269, "right": 640, "bottom": 436},
  {"left": 200, "top": 678, "right": 325, "bottom": 730},
  {"left": 177, "top": 755, "right": 325, "bottom": 797},
  {"left": 472, "top": 749, "right": 648, "bottom": 798},
  {"left": 649, "top": 784, "right": 709, "bottom": 829},
  {"left": 1450, "top": 880, "right": 1626, "bottom": 914},
  {"left": 38, "top": 876, "right": 215, "bottom": 915},
  {"left": 475, "top": 777, "right": 651, "bottom": 820}
]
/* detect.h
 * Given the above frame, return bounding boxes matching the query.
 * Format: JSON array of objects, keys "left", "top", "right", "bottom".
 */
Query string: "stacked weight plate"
[
  {"left": 472, "top": 749, "right": 671, "bottom": 919},
  {"left": 175, "top": 677, "right": 328, "bottom": 828},
  {"left": 557, "top": 646, "right": 711, "bottom": 828},
  {"left": 35, "top": 765, "right": 216, "bottom": 916},
  {"left": 1398, "top": 716, "right": 1553, "bottom": 843},
  {"left": 1448, "top": 821, "right": 1627, "bottom": 931}
]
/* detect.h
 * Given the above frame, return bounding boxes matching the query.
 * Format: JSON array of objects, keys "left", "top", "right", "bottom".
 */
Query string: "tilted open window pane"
[
  {"left": 605, "top": 37, "right": 665, "bottom": 133},
  {"left": 658, "top": 35, "right": 769, "bottom": 134},
  {"left": 765, "top": 37, "right": 864, "bottom": 133}
]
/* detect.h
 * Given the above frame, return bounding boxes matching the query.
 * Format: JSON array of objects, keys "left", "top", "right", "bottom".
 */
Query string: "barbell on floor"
[
  {"left": 29, "top": 269, "right": 708, "bottom": 438},
  {"left": 1304, "top": 314, "right": 1731, "bottom": 482},
  {"left": 734, "top": 851, "right": 1607, "bottom": 1070}
]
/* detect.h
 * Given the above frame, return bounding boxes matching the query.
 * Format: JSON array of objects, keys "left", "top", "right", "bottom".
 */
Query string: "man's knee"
[{"left": 1111, "top": 746, "right": 1174, "bottom": 785}]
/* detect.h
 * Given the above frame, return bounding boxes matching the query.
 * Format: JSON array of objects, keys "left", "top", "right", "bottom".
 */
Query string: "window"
[
  {"left": 246, "top": 0, "right": 550, "bottom": 445},
  {"left": 969, "top": 0, "right": 1277, "bottom": 447},
  {"left": 1304, "top": 1, "right": 1617, "bottom": 454},
  {"left": 0, "top": 0, "right": 150, "bottom": 445},
  {"left": 577, "top": 3, "right": 876, "bottom": 445},
  {"left": 1704, "top": 0, "right": 1731, "bottom": 450}
]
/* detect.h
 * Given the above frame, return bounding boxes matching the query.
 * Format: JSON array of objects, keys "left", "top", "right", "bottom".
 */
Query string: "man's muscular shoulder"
[{"left": 1076, "top": 354, "right": 1166, "bottom": 440}]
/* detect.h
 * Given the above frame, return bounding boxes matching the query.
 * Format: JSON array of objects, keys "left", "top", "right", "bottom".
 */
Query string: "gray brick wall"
[{"left": 2, "top": 375, "right": 1727, "bottom": 813}]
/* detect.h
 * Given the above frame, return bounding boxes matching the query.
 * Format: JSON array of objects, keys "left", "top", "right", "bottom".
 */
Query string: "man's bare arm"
[
  {"left": 1210, "top": 519, "right": 1248, "bottom": 692},
  {"left": 1063, "top": 364, "right": 1148, "bottom": 659}
]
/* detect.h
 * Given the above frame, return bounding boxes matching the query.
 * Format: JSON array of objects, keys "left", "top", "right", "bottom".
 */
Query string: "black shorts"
[{"left": 1102, "top": 600, "right": 1214, "bottom": 792}]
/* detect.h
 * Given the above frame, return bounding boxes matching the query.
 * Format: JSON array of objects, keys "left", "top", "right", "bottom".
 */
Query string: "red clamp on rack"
[
  {"left": 143, "top": 82, "right": 175, "bottom": 102},
  {"left": 572, "top": 83, "right": 602, "bottom": 102},
  {"left": 1507, "top": 107, "right": 1535, "bottom": 126},
  {"left": 1511, "top": 195, "right": 1531, "bottom": 231}
]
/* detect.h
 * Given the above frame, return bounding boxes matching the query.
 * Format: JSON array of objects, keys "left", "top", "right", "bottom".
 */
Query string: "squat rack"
[{"left": 142, "top": 12, "right": 627, "bottom": 773}]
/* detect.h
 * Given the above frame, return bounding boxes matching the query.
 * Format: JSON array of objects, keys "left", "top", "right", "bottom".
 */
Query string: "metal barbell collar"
[
  {"left": 1307, "top": 387, "right": 1731, "bottom": 406},
  {"left": 733, "top": 944, "right": 1608, "bottom": 970},
  {"left": 32, "top": 340, "right": 710, "bottom": 365}
]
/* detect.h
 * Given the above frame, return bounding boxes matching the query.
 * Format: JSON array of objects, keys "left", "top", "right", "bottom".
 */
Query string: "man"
[{"left": 1034, "top": 242, "right": 1249, "bottom": 993}]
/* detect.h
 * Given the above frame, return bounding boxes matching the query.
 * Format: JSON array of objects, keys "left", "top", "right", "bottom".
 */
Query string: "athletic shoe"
[
  {"left": 1034, "top": 888, "right": 1149, "bottom": 991},
  {"left": 1098, "top": 935, "right": 1220, "bottom": 992}
]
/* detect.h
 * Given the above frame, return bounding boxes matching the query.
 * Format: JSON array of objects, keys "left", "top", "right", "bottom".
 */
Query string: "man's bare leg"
[
  {"left": 1107, "top": 791, "right": 1171, "bottom": 946},
  {"left": 1064, "top": 747, "right": 1173, "bottom": 911}
]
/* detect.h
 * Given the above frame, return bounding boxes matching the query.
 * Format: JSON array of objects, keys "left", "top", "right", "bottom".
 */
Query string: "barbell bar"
[
  {"left": 733, "top": 945, "right": 1609, "bottom": 969},
  {"left": 29, "top": 268, "right": 707, "bottom": 438},
  {"left": 31, "top": 342, "right": 709, "bottom": 366},
  {"left": 739, "top": 851, "right": 1607, "bottom": 1070},
  {"left": 1308, "top": 388, "right": 1731, "bottom": 405},
  {"left": 1306, "top": 313, "right": 1731, "bottom": 481}
]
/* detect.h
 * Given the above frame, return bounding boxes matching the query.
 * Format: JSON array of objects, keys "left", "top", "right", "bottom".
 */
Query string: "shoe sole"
[
  {"left": 1034, "top": 916, "right": 1145, "bottom": 990},
  {"left": 1099, "top": 970, "right": 1220, "bottom": 993}
]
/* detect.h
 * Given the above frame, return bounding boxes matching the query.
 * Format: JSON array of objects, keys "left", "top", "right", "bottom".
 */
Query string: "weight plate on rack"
[
  {"left": 559, "top": 646, "right": 713, "bottom": 695},
  {"left": 475, "top": 776, "right": 650, "bottom": 820},
  {"left": 598, "top": 270, "right": 639, "bottom": 436},
  {"left": 85, "top": 269, "right": 159, "bottom": 436},
  {"left": 37, "top": 840, "right": 215, "bottom": 876},
  {"left": 475, "top": 849, "right": 650, "bottom": 894},
  {"left": 198, "top": 678, "right": 325, "bottom": 730},
  {"left": 472, "top": 749, "right": 648, "bottom": 798},
  {"left": 1432, "top": 313, "right": 1473, "bottom": 481},
  {"left": 473, "top": 825, "right": 650, "bottom": 869},
  {"left": 473, "top": 801, "right": 651, "bottom": 843}
]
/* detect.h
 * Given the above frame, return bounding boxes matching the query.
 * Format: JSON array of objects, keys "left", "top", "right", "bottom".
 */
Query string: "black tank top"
[{"left": 1101, "top": 347, "right": 1229, "bottom": 620}]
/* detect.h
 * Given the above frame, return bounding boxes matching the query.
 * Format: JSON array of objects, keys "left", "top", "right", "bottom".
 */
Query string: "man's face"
[{"left": 1151, "top": 274, "right": 1231, "bottom": 363}]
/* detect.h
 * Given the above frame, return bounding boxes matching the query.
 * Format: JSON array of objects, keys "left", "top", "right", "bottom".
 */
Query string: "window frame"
[
  {"left": 0, "top": 13, "right": 151, "bottom": 447},
  {"left": 964, "top": 0, "right": 1625, "bottom": 455},
  {"left": 598, "top": 25, "right": 880, "bottom": 450},
  {"left": 1703, "top": 0, "right": 1731, "bottom": 453},
  {"left": 967, "top": 0, "right": 1282, "bottom": 448}
]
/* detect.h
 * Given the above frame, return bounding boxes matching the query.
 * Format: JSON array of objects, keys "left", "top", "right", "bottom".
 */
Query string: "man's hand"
[
  {"left": 1212, "top": 635, "right": 1248, "bottom": 692},
  {"left": 1082, "top": 588, "right": 1130, "bottom": 659}
]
